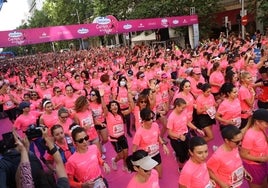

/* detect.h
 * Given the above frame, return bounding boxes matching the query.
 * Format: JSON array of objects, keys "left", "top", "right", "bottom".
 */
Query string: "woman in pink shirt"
[
  {"left": 240, "top": 109, "right": 268, "bottom": 188},
  {"left": 39, "top": 100, "right": 59, "bottom": 129},
  {"left": 62, "top": 84, "right": 79, "bottom": 113},
  {"left": 216, "top": 83, "right": 242, "bottom": 130},
  {"left": 106, "top": 100, "right": 132, "bottom": 171},
  {"left": 51, "top": 86, "right": 64, "bottom": 110},
  {"left": 238, "top": 71, "right": 255, "bottom": 129},
  {"left": 99, "top": 74, "right": 112, "bottom": 105},
  {"left": 126, "top": 150, "right": 160, "bottom": 188},
  {"left": 179, "top": 136, "right": 214, "bottom": 188},
  {"left": 209, "top": 62, "right": 224, "bottom": 98},
  {"left": 172, "top": 79, "right": 195, "bottom": 122},
  {"left": 89, "top": 89, "right": 109, "bottom": 158},
  {"left": 207, "top": 125, "right": 249, "bottom": 188},
  {"left": 73, "top": 96, "right": 101, "bottom": 153},
  {"left": 167, "top": 98, "right": 204, "bottom": 170},
  {"left": 132, "top": 108, "right": 169, "bottom": 178},
  {"left": 65, "top": 126, "right": 110, "bottom": 188},
  {"left": 56, "top": 107, "right": 74, "bottom": 135},
  {"left": 29, "top": 91, "right": 42, "bottom": 111},
  {"left": 195, "top": 83, "right": 216, "bottom": 142}
]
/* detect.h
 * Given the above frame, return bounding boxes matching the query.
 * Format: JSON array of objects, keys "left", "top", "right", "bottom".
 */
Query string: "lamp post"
[
  {"left": 72, "top": 9, "right": 85, "bottom": 50},
  {"left": 241, "top": 0, "right": 245, "bottom": 39}
]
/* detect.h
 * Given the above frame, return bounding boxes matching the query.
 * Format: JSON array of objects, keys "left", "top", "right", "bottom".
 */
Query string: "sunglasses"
[
  {"left": 56, "top": 90, "right": 62, "bottom": 93},
  {"left": 31, "top": 94, "right": 37, "bottom": 96},
  {"left": 60, "top": 115, "right": 69, "bottom": 119},
  {"left": 229, "top": 139, "right": 242, "bottom": 145},
  {"left": 75, "top": 135, "right": 89, "bottom": 143},
  {"left": 90, "top": 93, "right": 96, "bottom": 96},
  {"left": 140, "top": 100, "right": 147, "bottom": 104}
]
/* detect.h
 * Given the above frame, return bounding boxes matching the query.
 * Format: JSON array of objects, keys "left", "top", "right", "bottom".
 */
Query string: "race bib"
[
  {"left": 6, "top": 100, "right": 14, "bottom": 107},
  {"left": 206, "top": 106, "right": 216, "bottom": 119},
  {"left": 120, "top": 97, "right": 128, "bottom": 103},
  {"left": 231, "top": 166, "right": 244, "bottom": 188},
  {"left": 113, "top": 124, "right": 124, "bottom": 136},
  {"left": 82, "top": 117, "right": 94, "bottom": 127},
  {"left": 232, "top": 118, "right": 241, "bottom": 127},
  {"left": 92, "top": 109, "right": 102, "bottom": 118},
  {"left": 93, "top": 177, "right": 106, "bottom": 188},
  {"left": 147, "top": 144, "right": 159, "bottom": 156}
]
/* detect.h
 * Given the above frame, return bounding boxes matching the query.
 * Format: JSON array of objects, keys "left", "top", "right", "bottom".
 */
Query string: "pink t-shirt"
[
  {"left": 167, "top": 109, "right": 188, "bottom": 135},
  {"left": 112, "top": 86, "right": 129, "bottom": 109},
  {"left": 62, "top": 94, "right": 79, "bottom": 109},
  {"left": 90, "top": 102, "right": 105, "bottom": 123},
  {"left": 106, "top": 112, "right": 125, "bottom": 138},
  {"left": 132, "top": 122, "right": 160, "bottom": 157},
  {"left": 57, "top": 118, "right": 74, "bottom": 135},
  {"left": 133, "top": 106, "right": 142, "bottom": 130},
  {"left": 14, "top": 111, "right": 41, "bottom": 132},
  {"left": 195, "top": 93, "right": 216, "bottom": 115},
  {"left": 209, "top": 71, "right": 225, "bottom": 94},
  {"left": 217, "top": 98, "right": 241, "bottom": 126},
  {"left": 127, "top": 169, "right": 160, "bottom": 188},
  {"left": 207, "top": 146, "right": 244, "bottom": 188},
  {"left": 98, "top": 84, "right": 112, "bottom": 105},
  {"left": 238, "top": 85, "right": 253, "bottom": 119},
  {"left": 172, "top": 92, "right": 195, "bottom": 122},
  {"left": 179, "top": 159, "right": 213, "bottom": 188},
  {"left": 159, "top": 82, "right": 171, "bottom": 103},
  {"left": 75, "top": 110, "right": 98, "bottom": 140},
  {"left": 65, "top": 145, "right": 102, "bottom": 182},
  {"left": 51, "top": 95, "right": 65, "bottom": 110},
  {"left": 40, "top": 111, "right": 59, "bottom": 129},
  {"left": 0, "top": 94, "right": 16, "bottom": 110},
  {"left": 241, "top": 128, "right": 268, "bottom": 165},
  {"left": 187, "top": 76, "right": 205, "bottom": 97}
]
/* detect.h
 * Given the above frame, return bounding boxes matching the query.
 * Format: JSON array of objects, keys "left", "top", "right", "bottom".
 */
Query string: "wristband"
[{"left": 48, "top": 146, "right": 58, "bottom": 155}]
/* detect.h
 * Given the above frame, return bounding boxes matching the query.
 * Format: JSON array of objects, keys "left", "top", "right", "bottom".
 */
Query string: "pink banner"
[{"left": 0, "top": 15, "right": 198, "bottom": 47}]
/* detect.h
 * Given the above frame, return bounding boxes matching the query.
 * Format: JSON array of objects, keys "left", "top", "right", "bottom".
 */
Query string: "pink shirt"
[
  {"left": 57, "top": 118, "right": 74, "bottom": 135},
  {"left": 159, "top": 82, "right": 171, "bottom": 102},
  {"left": 207, "top": 146, "right": 244, "bottom": 188},
  {"left": 75, "top": 110, "right": 98, "bottom": 140},
  {"left": 14, "top": 111, "right": 41, "bottom": 132},
  {"left": 112, "top": 86, "right": 129, "bottom": 109},
  {"left": 62, "top": 94, "right": 79, "bottom": 109},
  {"left": 40, "top": 111, "right": 59, "bottom": 129},
  {"left": 132, "top": 122, "right": 160, "bottom": 157},
  {"left": 127, "top": 169, "right": 160, "bottom": 188},
  {"left": 90, "top": 102, "right": 105, "bottom": 123},
  {"left": 172, "top": 92, "right": 195, "bottom": 122},
  {"left": 179, "top": 159, "right": 213, "bottom": 188},
  {"left": 0, "top": 94, "right": 16, "bottom": 110},
  {"left": 167, "top": 109, "right": 188, "bottom": 135},
  {"left": 241, "top": 128, "right": 268, "bottom": 165},
  {"left": 209, "top": 71, "right": 224, "bottom": 93},
  {"left": 106, "top": 112, "right": 125, "bottom": 138},
  {"left": 51, "top": 95, "right": 65, "bottom": 109},
  {"left": 65, "top": 145, "right": 102, "bottom": 182},
  {"left": 238, "top": 85, "right": 253, "bottom": 119},
  {"left": 217, "top": 98, "right": 241, "bottom": 126},
  {"left": 133, "top": 106, "right": 142, "bottom": 130},
  {"left": 98, "top": 84, "right": 112, "bottom": 105},
  {"left": 195, "top": 93, "right": 216, "bottom": 115}
]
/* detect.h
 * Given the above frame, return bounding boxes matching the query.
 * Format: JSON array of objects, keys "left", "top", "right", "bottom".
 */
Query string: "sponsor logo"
[
  {"left": 172, "top": 20, "right": 179, "bottom": 24},
  {"left": 123, "top": 24, "right": 132, "bottom": 30},
  {"left": 8, "top": 31, "right": 23, "bottom": 38},
  {"left": 148, "top": 22, "right": 157, "bottom": 26},
  {"left": 161, "top": 18, "right": 169, "bottom": 27},
  {"left": 77, "top": 28, "right": 89, "bottom": 34},
  {"left": 183, "top": 19, "right": 188, "bottom": 23},
  {"left": 40, "top": 32, "right": 50, "bottom": 39},
  {"left": 96, "top": 17, "right": 111, "bottom": 25},
  {"left": 138, "top": 23, "right": 144, "bottom": 28}
]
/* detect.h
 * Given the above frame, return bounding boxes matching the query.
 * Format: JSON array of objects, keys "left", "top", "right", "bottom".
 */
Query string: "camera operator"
[
  {"left": 0, "top": 131, "right": 44, "bottom": 188},
  {"left": 41, "top": 126, "right": 70, "bottom": 188}
]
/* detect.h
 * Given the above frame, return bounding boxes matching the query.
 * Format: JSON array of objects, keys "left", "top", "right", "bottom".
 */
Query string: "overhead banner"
[{"left": 0, "top": 15, "right": 198, "bottom": 47}]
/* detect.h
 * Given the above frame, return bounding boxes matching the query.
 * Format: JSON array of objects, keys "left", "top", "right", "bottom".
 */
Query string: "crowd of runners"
[{"left": 0, "top": 31, "right": 267, "bottom": 188}]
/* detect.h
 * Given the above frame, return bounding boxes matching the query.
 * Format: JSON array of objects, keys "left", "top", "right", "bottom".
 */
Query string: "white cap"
[{"left": 131, "top": 156, "right": 158, "bottom": 170}]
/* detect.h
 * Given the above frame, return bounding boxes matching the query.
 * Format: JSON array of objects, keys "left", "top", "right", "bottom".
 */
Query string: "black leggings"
[
  {"left": 123, "top": 113, "right": 131, "bottom": 134},
  {"left": 169, "top": 135, "right": 190, "bottom": 164}
]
